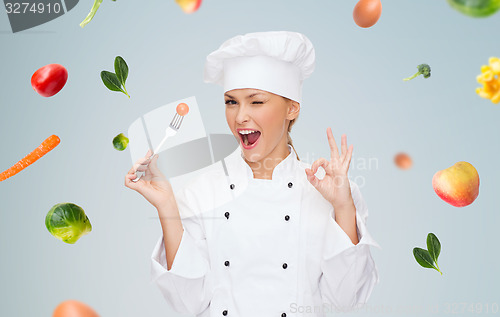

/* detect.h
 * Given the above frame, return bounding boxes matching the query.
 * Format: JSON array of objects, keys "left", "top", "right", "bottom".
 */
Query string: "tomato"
[
  {"left": 176, "top": 102, "right": 190, "bottom": 116},
  {"left": 31, "top": 64, "right": 68, "bottom": 97}
]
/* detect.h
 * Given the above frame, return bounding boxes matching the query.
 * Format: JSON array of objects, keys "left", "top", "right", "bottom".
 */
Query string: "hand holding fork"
[{"left": 130, "top": 103, "right": 189, "bottom": 182}]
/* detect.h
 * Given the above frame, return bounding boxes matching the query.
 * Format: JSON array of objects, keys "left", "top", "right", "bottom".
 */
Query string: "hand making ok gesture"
[{"left": 305, "top": 127, "right": 355, "bottom": 212}]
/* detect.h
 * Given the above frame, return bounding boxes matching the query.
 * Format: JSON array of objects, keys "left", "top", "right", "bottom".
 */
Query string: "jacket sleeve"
[
  {"left": 150, "top": 186, "right": 213, "bottom": 315},
  {"left": 319, "top": 181, "right": 381, "bottom": 312}
]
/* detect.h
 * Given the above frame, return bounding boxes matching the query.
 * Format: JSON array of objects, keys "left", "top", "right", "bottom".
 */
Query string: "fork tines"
[{"left": 170, "top": 113, "right": 184, "bottom": 130}]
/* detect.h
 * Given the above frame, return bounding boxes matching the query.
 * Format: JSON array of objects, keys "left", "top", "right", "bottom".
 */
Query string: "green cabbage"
[
  {"left": 45, "top": 203, "right": 92, "bottom": 244},
  {"left": 447, "top": 0, "right": 500, "bottom": 17}
]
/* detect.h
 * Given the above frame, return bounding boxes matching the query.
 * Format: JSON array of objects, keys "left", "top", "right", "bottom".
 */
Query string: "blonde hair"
[
  {"left": 283, "top": 96, "right": 300, "bottom": 161},
  {"left": 287, "top": 117, "right": 300, "bottom": 161}
]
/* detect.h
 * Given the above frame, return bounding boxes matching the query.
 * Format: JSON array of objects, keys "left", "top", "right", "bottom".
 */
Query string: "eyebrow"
[{"left": 224, "top": 92, "right": 266, "bottom": 99}]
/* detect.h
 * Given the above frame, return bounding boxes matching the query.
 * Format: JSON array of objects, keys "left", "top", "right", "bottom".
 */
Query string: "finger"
[
  {"left": 305, "top": 169, "right": 320, "bottom": 188},
  {"left": 126, "top": 172, "right": 139, "bottom": 180},
  {"left": 125, "top": 172, "right": 142, "bottom": 190},
  {"left": 127, "top": 167, "right": 140, "bottom": 183},
  {"left": 341, "top": 134, "right": 347, "bottom": 161},
  {"left": 327, "top": 127, "right": 340, "bottom": 163},
  {"left": 149, "top": 154, "right": 162, "bottom": 176},
  {"left": 132, "top": 157, "right": 153, "bottom": 173},
  {"left": 136, "top": 152, "right": 153, "bottom": 165},
  {"left": 136, "top": 165, "right": 148, "bottom": 173},
  {"left": 126, "top": 173, "right": 141, "bottom": 184},
  {"left": 144, "top": 155, "right": 156, "bottom": 178},
  {"left": 132, "top": 150, "right": 153, "bottom": 171},
  {"left": 127, "top": 162, "right": 149, "bottom": 182},
  {"left": 344, "top": 144, "right": 354, "bottom": 169},
  {"left": 133, "top": 158, "right": 149, "bottom": 170},
  {"left": 310, "top": 158, "right": 329, "bottom": 175},
  {"left": 126, "top": 150, "right": 153, "bottom": 188}
]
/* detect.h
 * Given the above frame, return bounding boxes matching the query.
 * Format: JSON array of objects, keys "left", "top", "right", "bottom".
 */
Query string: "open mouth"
[{"left": 238, "top": 130, "right": 261, "bottom": 148}]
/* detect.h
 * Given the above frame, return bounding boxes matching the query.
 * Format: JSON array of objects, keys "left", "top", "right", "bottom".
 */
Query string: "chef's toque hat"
[{"left": 203, "top": 31, "right": 315, "bottom": 104}]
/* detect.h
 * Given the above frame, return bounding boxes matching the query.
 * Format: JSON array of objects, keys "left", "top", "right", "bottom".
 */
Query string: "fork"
[{"left": 132, "top": 112, "right": 185, "bottom": 182}]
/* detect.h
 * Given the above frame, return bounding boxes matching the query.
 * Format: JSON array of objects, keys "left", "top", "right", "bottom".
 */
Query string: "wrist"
[
  {"left": 156, "top": 197, "right": 179, "bottom": 217},
  {"left": 332, "top": 201, "right": 355, "bottom": 217}
]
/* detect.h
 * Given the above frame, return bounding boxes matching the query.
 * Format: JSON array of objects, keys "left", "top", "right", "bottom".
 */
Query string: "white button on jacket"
[{"left": 151, "top": 144, "right": 381, "bottom": 317}]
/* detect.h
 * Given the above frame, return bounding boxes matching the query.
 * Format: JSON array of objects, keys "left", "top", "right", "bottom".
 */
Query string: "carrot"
[{"left": 0, "top": 135, "right": 60, "bottom": 182}]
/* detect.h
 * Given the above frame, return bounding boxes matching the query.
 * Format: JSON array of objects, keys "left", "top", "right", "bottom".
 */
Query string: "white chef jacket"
[{"left": 151, "top": 144, "right": 380, "bottom": 317}]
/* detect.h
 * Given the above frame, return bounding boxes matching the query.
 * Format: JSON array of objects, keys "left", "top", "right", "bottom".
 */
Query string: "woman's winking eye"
[{"left": 224, "top": 99, "right": 265, "bottom": 105}]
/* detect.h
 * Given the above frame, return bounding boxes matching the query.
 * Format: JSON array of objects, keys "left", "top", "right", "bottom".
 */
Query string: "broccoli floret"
[{"left": 403, "top": 64, "right": 431, "bottom": 81}]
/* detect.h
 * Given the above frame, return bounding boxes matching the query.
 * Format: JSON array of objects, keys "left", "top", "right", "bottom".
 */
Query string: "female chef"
[{"left": 125, "top": 31, "right": 380, "bottom": 317}]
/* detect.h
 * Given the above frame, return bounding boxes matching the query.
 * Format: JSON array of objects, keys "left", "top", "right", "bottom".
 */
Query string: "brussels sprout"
[
  {"left": 113, "top": 133, "right": 129, "bottom": 151},
  {"left": 45, "top": 203, "right": 92, "bottom": 244},
  {"left": 447, "top": 0, "right": 500, "bottom": 17}
]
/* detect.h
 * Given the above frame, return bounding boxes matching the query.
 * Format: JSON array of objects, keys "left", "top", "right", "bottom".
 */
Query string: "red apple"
[
  {"left": 175, "top": 0, "right": 202, "bottom": 13},
  {"left": 432, "top": 161, "right": 480, "bottom": 207}
]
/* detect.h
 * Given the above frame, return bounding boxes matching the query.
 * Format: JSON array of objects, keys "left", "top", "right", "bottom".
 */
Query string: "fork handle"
[
  {"left": 132, "top": 171, "right": 145, "bottom": 182},
  {"left": 154, "top": 136, "right": 168, "bottom": 155},
  {"left": 154, "top": 128, "right": 176, "bottom": 154},
  {"left": 132, "top": 152, "right": 155, "bottom": 182},
  {"left": 133, "top": 128, "right": 176, "bottom": 182}
]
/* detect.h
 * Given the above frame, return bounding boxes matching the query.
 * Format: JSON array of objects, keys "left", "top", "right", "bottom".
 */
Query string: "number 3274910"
[{"left": 5, "top": 2, "right": 61, "bottom": 14}]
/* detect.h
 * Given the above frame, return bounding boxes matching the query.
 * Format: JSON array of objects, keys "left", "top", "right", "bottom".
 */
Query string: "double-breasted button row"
[
  {"left": 224, "top": 260, "right": 286, "bottom": 270},
  {"left": 231, "top": 182, "right": 292, "bottom": 189},
  {"left": 225, "top": 180, "right": 292, "bottom": 315},
  {"left": 225, "top": 211, "right": 290, "bottom": 221}
]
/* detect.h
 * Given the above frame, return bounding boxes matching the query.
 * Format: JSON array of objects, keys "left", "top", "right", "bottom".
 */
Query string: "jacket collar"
[{"left": 223, "top": 144, "right": 299, "bottom": 193}]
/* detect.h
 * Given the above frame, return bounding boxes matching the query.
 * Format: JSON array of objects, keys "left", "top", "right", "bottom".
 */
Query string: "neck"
[{"left": 245, "top": 140, "right": 290, "bottom": 180}]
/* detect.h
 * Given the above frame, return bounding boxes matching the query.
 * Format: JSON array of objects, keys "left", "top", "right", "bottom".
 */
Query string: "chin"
[{"left": 241, "top": 147, "right": 264, "bottom": 163}]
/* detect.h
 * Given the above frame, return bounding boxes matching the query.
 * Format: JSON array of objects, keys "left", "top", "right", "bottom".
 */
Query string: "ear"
[{"left": 287, "top": 100, "right": 300, "bottom": 120}]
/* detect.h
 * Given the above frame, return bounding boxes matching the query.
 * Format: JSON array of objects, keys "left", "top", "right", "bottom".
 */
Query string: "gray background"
[{"left": 1, "top": 0, "right": 499, "bottom": 316}]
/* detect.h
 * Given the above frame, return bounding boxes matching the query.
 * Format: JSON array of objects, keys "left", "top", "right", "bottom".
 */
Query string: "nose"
[{"left": 235, "top": 104, "right": 250, "bottom": 124}]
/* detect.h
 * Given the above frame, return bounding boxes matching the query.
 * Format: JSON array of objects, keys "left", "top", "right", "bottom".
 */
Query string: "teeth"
[{"left": 239, "top": 130, "right": 258, "bottom": 135}]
